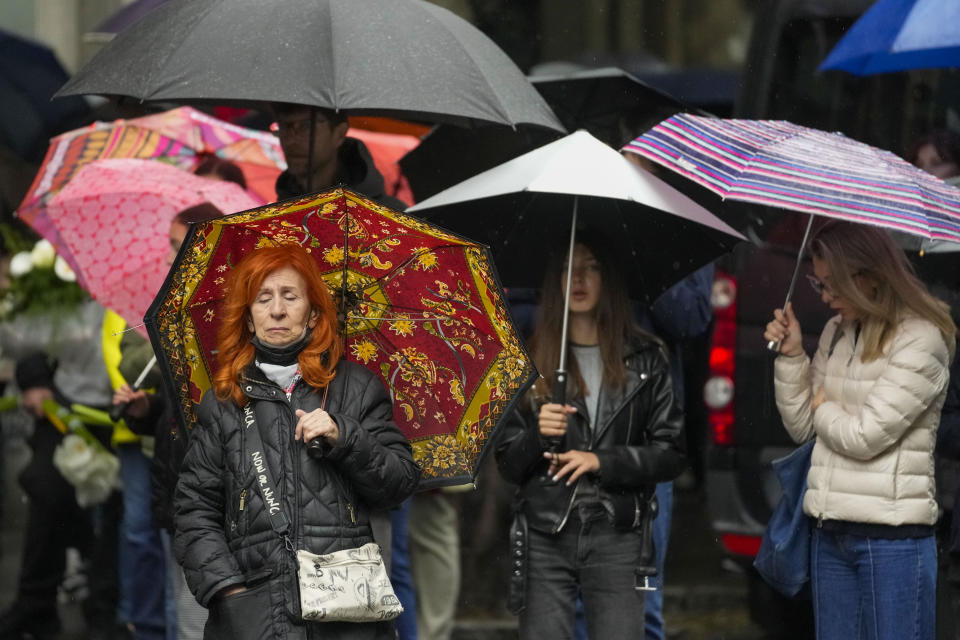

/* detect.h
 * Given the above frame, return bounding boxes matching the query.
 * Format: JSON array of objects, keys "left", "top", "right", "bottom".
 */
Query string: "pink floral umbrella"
[{"left": 41, "top": 158, "right": 260, "bottom": 336}]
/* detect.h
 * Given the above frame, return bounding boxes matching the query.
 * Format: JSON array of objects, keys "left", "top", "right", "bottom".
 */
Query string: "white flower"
[
  {"left": 9, "top": 252, "right": 33, "bottom": 277},
  {"left": 54, "top": 256, "right": 76, "bottom": 282},
  {"left": 53, "top": 434, "right": 121, "bottom": 507},
  {"left": 30, "top": 239, "right": 56, "bottom": 269}
]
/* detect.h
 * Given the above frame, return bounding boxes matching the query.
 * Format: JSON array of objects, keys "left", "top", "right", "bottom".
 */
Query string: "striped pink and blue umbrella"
[
  {"left": 625, "top": 113, "right": 960, "bottom": 350},
  {"left": 623, "top": 113, "right": 960, "bottom": 243}
]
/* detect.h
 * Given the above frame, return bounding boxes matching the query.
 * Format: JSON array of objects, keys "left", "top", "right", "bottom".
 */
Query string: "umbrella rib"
[
  {"left": 349, "top": 313, "right": 444, "bottom": 408},
  {"left": 348, "top": 296, "right": 474, "bottom": 325},
  {"left": 348, "top": 243, "right": 481, "bottom": 308}
]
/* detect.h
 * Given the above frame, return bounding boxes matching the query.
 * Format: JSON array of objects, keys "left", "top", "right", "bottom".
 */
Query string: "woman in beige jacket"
[{"left": 764, "top": 220, "right": 956, "bottom": 640}]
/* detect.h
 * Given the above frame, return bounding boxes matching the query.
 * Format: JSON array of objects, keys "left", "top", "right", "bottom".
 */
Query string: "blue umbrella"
[{"left": 819, "top": 0, "right": 960, "bottom": 75}]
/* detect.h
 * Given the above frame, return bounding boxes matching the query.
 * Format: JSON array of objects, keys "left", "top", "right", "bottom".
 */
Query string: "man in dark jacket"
[{"left": 272, "top": 103, "right": 407, "bottom": 212}]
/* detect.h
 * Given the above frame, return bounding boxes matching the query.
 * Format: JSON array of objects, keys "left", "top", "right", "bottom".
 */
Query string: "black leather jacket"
[
  {"left": 174, "top": 361, "right": 419, "bottom": 639},
  {"left": 495, "top": 338, "right": 686, "bottom": 535}
]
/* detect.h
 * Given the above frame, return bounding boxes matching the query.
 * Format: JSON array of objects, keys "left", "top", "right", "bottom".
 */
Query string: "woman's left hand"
[
  {"left": 811, "top": 386, "right": 826, "bottom": 412},
  {"left": 295, "top": 408, "right": 339, "bottom": 446},
  {"left": 544, "top": 450, "right": 600, "bottom": 486}
]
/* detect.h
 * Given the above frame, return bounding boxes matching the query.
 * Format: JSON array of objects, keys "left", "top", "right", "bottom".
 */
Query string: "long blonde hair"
[{"left": 810, "top": 221, "right": 956, "bottom": 362}]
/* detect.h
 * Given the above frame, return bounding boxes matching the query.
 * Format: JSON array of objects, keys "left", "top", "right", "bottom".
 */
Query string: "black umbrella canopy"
[
  {"left": 530, "top": 66, "right": 693, "bottom": 147},
  {"left": 399, "top": 66, "right": 697, "bottom": 201},
  {"left": 408, "top": 131, "right": 744, "bottom": 303},
  {"left": 56, "top": 0, "right": 564, "bottom": 132}
]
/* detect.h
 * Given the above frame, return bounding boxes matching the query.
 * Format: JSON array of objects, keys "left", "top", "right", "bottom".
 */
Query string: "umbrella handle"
[
  {"left": 306, "top": 385, "right": 332, "bottom": 459},
  {"left": 109, "top": 355, "right": 158, "bottom": 422},
  {"left": 548, "top": 370, "right": 567, "bottom": 454}
]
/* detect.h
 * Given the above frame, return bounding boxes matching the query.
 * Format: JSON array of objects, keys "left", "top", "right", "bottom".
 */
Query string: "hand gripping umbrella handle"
[
  {"left": 307, "top": 386, "right": 331, "bottom": 460},
  {"left": 109, "top": 355, "right": 157, "bottom": 422},
  {"left": 548, "top": 370, "right": 567, "bottom": 454}
]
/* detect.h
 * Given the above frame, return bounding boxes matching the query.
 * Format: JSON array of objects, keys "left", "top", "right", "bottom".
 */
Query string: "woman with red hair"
[{"left": 173, "top": 243, "right": 420, "bottom": 640}]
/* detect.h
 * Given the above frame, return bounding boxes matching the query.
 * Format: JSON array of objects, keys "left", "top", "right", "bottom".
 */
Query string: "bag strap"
[
  {"left": 242, "top": 401, "right": 294, "bottom": 548},
  {"left": 241, "top": 385, "right": 330, "bottom": 547}
]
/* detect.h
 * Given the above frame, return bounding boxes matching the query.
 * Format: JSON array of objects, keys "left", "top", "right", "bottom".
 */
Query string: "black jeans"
[{"left": 520, "top": 508, "right": 646, "bottom": 640}]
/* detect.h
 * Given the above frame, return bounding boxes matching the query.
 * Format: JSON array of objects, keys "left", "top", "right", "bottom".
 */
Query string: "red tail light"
[
  {"left": 721, "top": 533, "right": 762, "bottom": 556},
  {"left": 706, "top": 271, "right": 737, "bottom": 446}
]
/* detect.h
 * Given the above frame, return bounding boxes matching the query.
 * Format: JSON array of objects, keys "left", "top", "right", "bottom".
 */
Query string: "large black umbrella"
[
  {"left": 530, "top": 66, "right": 693, "bottom": 146},
  {"left": 56, "top": 0, "right": 563, "bottom": 132},
  {"left": 399, "top": 66, "right": 694, "bottom": 201}
]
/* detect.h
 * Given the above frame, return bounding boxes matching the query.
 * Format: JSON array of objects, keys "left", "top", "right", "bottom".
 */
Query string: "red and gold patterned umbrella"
[{"left": 146, "top": 187, "right": 536, "bottom": 488}]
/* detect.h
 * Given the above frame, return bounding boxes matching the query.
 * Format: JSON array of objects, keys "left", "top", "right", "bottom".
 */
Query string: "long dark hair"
[{"left": 529, "top": 231, "right": 658, "bottom": 399}]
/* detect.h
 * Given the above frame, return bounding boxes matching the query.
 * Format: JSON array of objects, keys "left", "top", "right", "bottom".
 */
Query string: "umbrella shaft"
[
  {"left": 557, "top": 198, "right": 579, "bottom": 375},
  {"left": 767, "top": 214, "right": 815, "bottom": 352}
]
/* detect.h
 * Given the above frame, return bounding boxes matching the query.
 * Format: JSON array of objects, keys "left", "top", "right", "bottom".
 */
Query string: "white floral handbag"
[
  {"left": 242, "top": 403, "right": 402, "bottom": 623},
  {"left": 296, "top": 542, "right": 402, "bottom": 622}
]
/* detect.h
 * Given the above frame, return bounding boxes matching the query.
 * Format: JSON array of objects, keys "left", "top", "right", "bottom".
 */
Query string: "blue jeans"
[
  {"left": 521, "top": 508, "right": 646, "bottom": 640},
  {"left": 118, "top": 444, "right": 167, "bottom": 640},
  {"left": 811, "top": 528, "right": 936, "bottom": 640},
  {"left": 574, "top": 482, "right": 672, "bottom": 640},
  {"left": 159, "top": 530, "right": 177, "bottom": 640},
  {"left": 390, "top": 498, "right": 417, "bottom": 640}
]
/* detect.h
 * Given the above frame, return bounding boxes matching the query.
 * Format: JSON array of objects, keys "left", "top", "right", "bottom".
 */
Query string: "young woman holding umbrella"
[
  {"left": 495, "top": 232, "right": 686, "bottom": 640},
  {"left": 764, "top": 220, "right": 956, "bottom": 640},
  {"left": 173, "top": 243, "right": 420, "bottom": 640}
]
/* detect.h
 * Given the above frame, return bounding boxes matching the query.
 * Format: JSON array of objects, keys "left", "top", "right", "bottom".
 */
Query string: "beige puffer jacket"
[{"left": 774, "top": 315, "right": 951, "bottom": 526}]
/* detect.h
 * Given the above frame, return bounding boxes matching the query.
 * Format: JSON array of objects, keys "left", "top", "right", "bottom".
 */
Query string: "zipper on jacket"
[
  {"left": 346, "top": 503, "right": 357, "bottom": 525},
  {"left": 239, "top": 489, "right": 246, "bottom": 512},
  {"left": 554, "top": 481, "right": 581, "bottom": 534},
  {"left": 592, "top": 371, "right": 649, "bottom": 443},
  {"left": 554, "top": 364, "right": 650, "bottom": 533}
]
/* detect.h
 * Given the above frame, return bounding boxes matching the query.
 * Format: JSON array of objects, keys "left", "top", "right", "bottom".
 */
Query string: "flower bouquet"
[
  {"left": 43, "top": 399, "right": 121, "bottom": 507},
  {"left": 0, "top": 226, "right": 90, "bottom": 360},
  {"left": 1, "top": 232, "right": 85, "bottom": 320}
]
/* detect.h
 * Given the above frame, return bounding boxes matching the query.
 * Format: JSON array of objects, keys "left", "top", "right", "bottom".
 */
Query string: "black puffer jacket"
[
  {"left": 495, "top": 338, "right": 686, "bottom": 535},
  {"left": 174, "top": 360, "right": 419, "bottom": 640}
]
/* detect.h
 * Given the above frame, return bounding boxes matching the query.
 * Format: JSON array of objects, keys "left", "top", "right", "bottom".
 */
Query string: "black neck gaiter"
[{"left": 251, "top": 328, "right": 312, "bottom": 366}]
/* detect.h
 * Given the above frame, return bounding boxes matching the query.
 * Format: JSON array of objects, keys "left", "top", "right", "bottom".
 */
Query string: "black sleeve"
[
  {"left": 326, "top": 371, "right": 421, "bottom": 509},
  {"left": 494, "top": 395, "right": 548, "bottom": 485},
  {"left": 123, "top": 392, "right": 166, "bottom": 437}
]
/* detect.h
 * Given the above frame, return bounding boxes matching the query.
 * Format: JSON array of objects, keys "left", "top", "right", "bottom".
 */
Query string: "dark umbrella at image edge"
[{"left": 55, "top": 0, "right": 564, "bottom": 132}]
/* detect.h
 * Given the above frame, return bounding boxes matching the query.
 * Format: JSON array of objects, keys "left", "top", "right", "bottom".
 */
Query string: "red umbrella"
[{"left": 146, "top": 186, "right": 536, "bottom": 488}]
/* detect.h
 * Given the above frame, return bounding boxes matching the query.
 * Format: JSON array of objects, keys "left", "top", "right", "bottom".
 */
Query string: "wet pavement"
[{"left": 1, "top": 432, "right": 767, "bottom": 640}]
